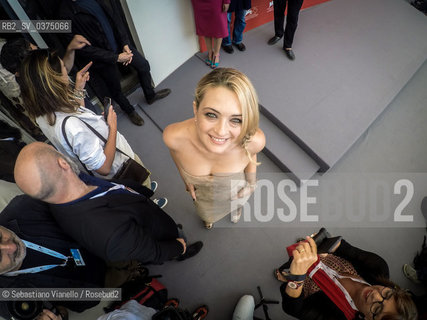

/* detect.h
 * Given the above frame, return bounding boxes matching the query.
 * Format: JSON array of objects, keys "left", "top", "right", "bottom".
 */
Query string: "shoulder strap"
[
  {"left": 61, "top": 116, "right": 94, "bottom": 175},
  {"left": 62, "top": 115, "right": 132, "bottom": 158}
]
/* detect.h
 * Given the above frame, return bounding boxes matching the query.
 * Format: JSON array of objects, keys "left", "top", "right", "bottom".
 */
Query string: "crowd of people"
[
  {"left": 0, "top": 0, "right": 422, "bottom": 319},
  {"left": 191, "top": 0, "right": 304, "bottom": 66}
]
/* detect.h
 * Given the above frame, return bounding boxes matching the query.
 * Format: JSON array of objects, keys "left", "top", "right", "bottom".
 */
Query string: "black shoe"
[
  {"left": 234, "top": 42, "right": 246, "bottom": 52},
  {"left": 284, "top": 49, "right": 295, "bottom": 60},
  {"left": 267, "top": 35, "right": 282, "bottom": 45},
  {"left": 128, "top": 111, "right": 144, "bottom": 126},
  {"left": 147, "top": 88, "right": 171, "bottom": 105},
  {"left": 176, "top": 241, "right": 203, "bottom": 261},
  {"left": 222, "top": 44, "right": 234, "bottom": 54}
]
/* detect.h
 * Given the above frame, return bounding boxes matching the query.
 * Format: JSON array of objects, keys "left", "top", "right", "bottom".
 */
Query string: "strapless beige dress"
[{"left": 181, "top": 169, "right": 251, "bottom": 224}]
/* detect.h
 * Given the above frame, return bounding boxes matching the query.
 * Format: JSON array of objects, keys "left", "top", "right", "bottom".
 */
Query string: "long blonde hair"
[
  {"left": 194, "top": 68, "right": 260, "bottom": 162},
  {"left": 18, "top": 49, "right": 78, "bottom": 125}
]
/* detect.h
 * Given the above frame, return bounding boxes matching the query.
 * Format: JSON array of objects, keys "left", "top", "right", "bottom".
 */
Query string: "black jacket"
[
  {"left": 49, "top": 178, "right": 183, "bottom": 265},
  {"left": 229, "top": 0, "right": 251, "bottom": 12},
  {"left": 59, "top": 0, "right": 130, "bottom": 65},
  {"left": 280, "top": 240, "right": 390, "bottom": 320},
  {"left": 0, "top": 195, "right": 105, "bottom": 318}
]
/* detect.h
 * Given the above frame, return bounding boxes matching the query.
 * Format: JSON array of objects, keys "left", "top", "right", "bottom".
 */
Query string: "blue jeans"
[
  {"left": 232, "top": 295, "right": 254, "bottom": 320},
  {"left": 223, "top": 10, "right": 247, "bottom": 46}
]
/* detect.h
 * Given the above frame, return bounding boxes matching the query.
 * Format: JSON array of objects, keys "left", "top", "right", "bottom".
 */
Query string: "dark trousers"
[
  {"left": 89, "top": 45, "right": 155, "bottom": 114},
  {"left": 273, "top": 0, "right": 304, "bottom": 48}
]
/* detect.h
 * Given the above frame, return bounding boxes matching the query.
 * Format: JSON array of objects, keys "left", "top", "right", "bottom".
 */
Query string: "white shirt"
[
  {"left": 97, "top": 300, "right": 156, "bottom": 320},
  {"left": 36, "top": 106, "right": 135, "bottom": 179}
]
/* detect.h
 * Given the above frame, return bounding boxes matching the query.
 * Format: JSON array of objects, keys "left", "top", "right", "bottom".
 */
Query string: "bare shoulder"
[
  {"left": 163, "top": 119, "right": 193, "bottom": 150},
  {"left": 247, "top": 128, "right": 266, "bottom": 154}
]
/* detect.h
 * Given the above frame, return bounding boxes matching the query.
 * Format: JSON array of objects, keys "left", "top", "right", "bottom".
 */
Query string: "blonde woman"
[{"left": 164, "top": 68, "right": 265, "bottom": 229}]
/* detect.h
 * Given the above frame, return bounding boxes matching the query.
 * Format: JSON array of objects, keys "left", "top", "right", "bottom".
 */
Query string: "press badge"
[{"left": 70, "top": 249, "right": 86, "bottom": 266}]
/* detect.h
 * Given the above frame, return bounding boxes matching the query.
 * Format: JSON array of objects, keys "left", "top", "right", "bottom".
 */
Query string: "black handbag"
[
  {"left": 113, "top": 157, "right": 150, "bottom": 184},
  {"left": 62, "top": 116, "right": 150, "bottom": 183}
]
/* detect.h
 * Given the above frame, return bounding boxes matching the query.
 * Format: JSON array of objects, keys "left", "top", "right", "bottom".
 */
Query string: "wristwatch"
[
  {"left": 287, "top": 281, "right": 304, "bottom": 289},
  {"left": 285, "top": 273, "right": 306, "bottom": 282}
]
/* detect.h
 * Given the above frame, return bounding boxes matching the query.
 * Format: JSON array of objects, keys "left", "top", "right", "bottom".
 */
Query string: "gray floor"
[
  {"left": 166, "top": 0, "right": 427, "bottom": 184},
  {"left": 72, "top": 2, "right": 427, "bottom": 320}
]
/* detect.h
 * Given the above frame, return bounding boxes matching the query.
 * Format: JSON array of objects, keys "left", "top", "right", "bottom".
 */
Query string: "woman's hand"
[
  {"left": 223, "top": 3, "right": 230, "bottom": 12},
  {"left": 289, "top": 236, "right": 318, "bottom": 275},
  {"left": 233, "top": 182, "right": 256, "bottom": 200},
  {"left": 106, "top": 105, "right": 117, "bottom": 132},
  {"left": 75, "top": 61, "right": 92, "bottom": 91},
  {"left": 186, "top": 183, "right": 197, "bottom": 201}
]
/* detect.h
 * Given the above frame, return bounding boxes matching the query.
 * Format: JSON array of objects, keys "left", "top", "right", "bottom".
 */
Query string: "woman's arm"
[
  {"left": 73, "top": 62, "right": 92, "bottom": 107},
  {"left": 169, "top": 149, "right": 197, "bottom": 200},
  {"left": 236, "top": 129, "right": 265, "bottom": 198},
  {"left": 280, "top": 237, "right": 319, "bottom": 316},
  {"left": 163, "top": 123, "right": 197, "bottom": 200},
  {"left": 95, "top": 105, "right": 117, "bottom": 175}
]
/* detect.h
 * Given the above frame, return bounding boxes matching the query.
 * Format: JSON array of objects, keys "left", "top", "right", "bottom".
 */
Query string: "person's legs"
[
  {"left": 223, "top": 12, "right": 233, "bottom": 46},
  {"left": 141, "top": 201, "right": 179, "bottom": 241},
  {"left": 232, "top": 295, "right": 255, "bottom": 320},
  {"left": 86, "top": 69, "right": 110, "bottom": 105},
  {"left": 283, "top": 0, "right": 304, "bottom": 49},
  {"left": 204, "top": 36, "right": 213, "bottom": 61},
  {"left": 232, "top": 9, "right": 247, "bottom": 44},
  {"left": 274, "top": 0, "right": 286, "bottom": 38},
  {"left": 127, "top": 46, "right": 156, "bottom": 101},
  {"left": 212, "top": 37, "right": 222, "bottom": 67},
  {"left": 93, "top": 64, "right": 135, "bottom": 114}
]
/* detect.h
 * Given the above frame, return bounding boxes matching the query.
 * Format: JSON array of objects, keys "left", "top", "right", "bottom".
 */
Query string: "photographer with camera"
[{"left": 276, "top": 233, "right": 417, "bottom": 320}]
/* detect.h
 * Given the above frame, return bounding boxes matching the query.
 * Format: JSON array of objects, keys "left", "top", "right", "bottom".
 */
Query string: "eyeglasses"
[{"left": 370, "top": 287, "right": 395, "bottom": 319}]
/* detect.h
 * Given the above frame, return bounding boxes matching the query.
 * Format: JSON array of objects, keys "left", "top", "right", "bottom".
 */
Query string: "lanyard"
[
  {"left": 4, "top": 240, "right": 69, "bottom": 276},
  {"left": 89, "top": 183, "right": 138, "bottom": 199}
]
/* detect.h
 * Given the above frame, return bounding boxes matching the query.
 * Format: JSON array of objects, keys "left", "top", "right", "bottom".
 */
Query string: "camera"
[{"left": 7, "top": 300, "right": 58, "bottom": 320}]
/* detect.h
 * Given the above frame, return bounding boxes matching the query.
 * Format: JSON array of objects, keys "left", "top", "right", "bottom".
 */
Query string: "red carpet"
[{"left": 198, "top": 0, "right": 331, "bottom": 51}]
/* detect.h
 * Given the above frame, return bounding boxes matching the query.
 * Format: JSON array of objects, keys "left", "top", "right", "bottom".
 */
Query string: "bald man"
[{"left": 14, "top": 142, "right": 202, "bottom": 265}]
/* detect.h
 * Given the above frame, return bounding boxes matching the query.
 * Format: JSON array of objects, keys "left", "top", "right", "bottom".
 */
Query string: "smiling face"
[
  {"left": 0, "top": 226, "right": 26, "bottom": 274},
  {"left": 356, "top": 285, "right": 398, "bottom": 320},
  {"left": 193, "top": 86, "right": 243, "bottom": 154}
]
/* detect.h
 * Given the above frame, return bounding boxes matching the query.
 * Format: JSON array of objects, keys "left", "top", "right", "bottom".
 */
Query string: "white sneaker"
[
  {"left": 153, "top": 198, "right": 167, "bottom": 209},
  {"left": 150, "top": 181, "right": 158, "bottom": 193}
]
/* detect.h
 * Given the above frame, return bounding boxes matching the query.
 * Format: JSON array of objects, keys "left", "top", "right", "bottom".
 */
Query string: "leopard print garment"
[{"left": 303, "top": 254, "right": 360, "bottom": 298}]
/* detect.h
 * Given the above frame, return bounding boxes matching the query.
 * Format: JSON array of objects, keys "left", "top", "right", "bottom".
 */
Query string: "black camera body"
[{"left": 7, "top": 300, "right": 57, "bottom": 320}]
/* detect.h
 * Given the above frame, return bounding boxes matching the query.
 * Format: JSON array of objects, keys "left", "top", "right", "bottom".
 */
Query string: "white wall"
[{"left": 124, "top": 0, "right": 199, "bottom": 86}]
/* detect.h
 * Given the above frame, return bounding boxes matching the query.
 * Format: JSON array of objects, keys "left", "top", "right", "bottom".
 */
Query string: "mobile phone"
[
  {"left": 103, "top": 97, "right": 111, "bottom": 120},
  {"left": 317, "top": 236, "right": 343, "bottom": 254}
]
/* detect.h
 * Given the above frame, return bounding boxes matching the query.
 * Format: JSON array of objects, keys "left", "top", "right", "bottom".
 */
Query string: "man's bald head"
[{"left": 14, "top": 142, "right": 76, "bottom": 201}]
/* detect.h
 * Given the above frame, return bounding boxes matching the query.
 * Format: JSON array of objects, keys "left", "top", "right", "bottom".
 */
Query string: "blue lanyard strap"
[
  {"left": 22, "top": 240, "right": 69, "bottom": 260},
  {"left": 4, "top": 240, "right": 69, "bottom": 277}
]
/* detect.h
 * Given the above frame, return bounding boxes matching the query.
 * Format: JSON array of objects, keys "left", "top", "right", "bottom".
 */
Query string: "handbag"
[
  {"left": 113, "top": 157, "right": 150, "bottom": 184},
  {"left": 62, "top": 116, "right": 150, "bottom": 183}
]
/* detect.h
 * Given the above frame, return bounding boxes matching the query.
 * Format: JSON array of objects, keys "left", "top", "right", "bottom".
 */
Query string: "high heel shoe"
[
  {"left": 231, "top": 207, "right": 242, "bottom": 223},
  {"left": 205, "top": 51, "right": 212, "bottom": 66},
  {"left": 203, "top": 221, "right": 213, "bottom": 229},
  {"left": 211, "top": 54, "right": 219, "bottom": 69}
]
